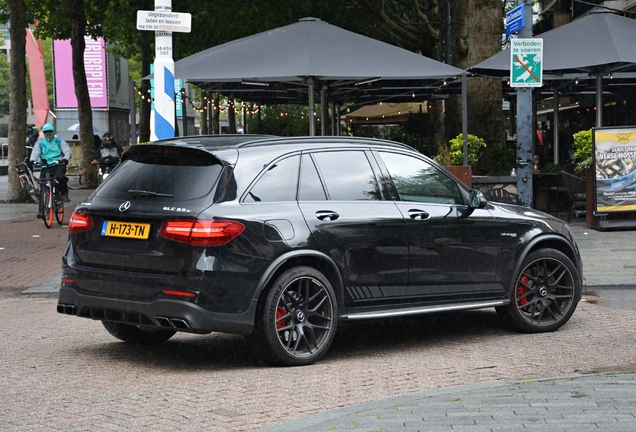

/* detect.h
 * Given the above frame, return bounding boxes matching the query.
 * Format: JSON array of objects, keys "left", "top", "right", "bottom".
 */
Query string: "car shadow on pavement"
[
  {"left": 328, "top": 309, "right": 508, "bottom": 358},
  {"left": 65, "top": 309, "right": 509, "bottom": 369}
]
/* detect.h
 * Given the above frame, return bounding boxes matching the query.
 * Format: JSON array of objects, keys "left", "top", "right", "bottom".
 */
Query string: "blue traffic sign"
[{"left": 506, "top": 5, "right": 524, "bottom": 36}]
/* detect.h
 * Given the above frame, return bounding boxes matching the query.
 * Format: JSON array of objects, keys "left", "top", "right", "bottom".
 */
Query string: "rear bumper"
[{"left": 57, "top": 287, "right": 257, "bottom": 335}]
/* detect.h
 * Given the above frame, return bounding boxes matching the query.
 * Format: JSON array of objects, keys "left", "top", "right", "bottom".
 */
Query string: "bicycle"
[
  {"left": 39, "top": 169, "right": 65, "bottom": 228},
  {"left": 15, "top": 157, "right": 40, "bottom": 204},
  {"left": 65, "top": 163, "right": 83, "bottom": 189}
]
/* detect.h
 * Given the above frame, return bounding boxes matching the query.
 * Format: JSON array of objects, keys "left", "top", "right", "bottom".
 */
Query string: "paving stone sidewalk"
[{"left": 261, "top": 372, "right": 636, "bottom": 431}]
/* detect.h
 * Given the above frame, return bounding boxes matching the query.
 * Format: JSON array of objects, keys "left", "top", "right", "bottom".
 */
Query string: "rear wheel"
[
  {"left": 27, "top": 181, "right": 40, "bottom": 204},
  {"left": 499, "top": 249, "right": 580, "bottom": 333},
  {"left": 248, "top": 266, "right": 338, "bottom": 366},
  {"left": 102, "top": 321, "right": 176, "bottom": 344},
  {"left": 42, "top": 186, "right": 53, "bottom": 228},
  {"left": 28, "top": 190, "right": 40, "bottom": 204},
  {"left": 55, "top": 199, "right": 64, "bottom": 225}
]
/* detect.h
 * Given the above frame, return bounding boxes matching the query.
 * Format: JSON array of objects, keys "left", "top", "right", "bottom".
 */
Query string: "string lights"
[{"left": 133, "top": 84, "right": 263, "bottom": 115}]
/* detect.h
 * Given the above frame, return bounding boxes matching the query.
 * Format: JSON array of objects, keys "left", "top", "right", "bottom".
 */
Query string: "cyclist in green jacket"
[{"left": 29, "top": 123, "right": 72, "bottom": 218}]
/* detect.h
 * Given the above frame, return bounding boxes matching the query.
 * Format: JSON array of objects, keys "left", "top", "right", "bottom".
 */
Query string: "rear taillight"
[
  {"left": 160, "top": 220, "right": 245, "bottom": 246},
  {"left": 68, "top": 212, "right": 93, "bottom": 234}
]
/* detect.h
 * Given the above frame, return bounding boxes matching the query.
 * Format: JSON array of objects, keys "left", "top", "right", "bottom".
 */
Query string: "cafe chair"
[{"left": 561, "top": 171, "right": 586, "bottom": 222}]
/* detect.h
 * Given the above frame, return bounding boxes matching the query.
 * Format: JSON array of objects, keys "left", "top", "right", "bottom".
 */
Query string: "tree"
[
  {"left": 5, "top": 0, "right": 28, "bottom": 202},
  {"left": 466, "top": 0, "right": 505, "bottom": 171},
  {"left": 31, "top": 0, "right": 110, "bottom": 186},
  {"left": 0, "top": 46, "right": 10, "bottom": 116}
]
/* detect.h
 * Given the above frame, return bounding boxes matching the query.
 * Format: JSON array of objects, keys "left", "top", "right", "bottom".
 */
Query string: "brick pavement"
[
  {"left": 0, "top": 182, "right": 93, "bottom": 297},
  {"left": 0, "top": 217, "right": 68, "bottom": 292},
  {"left": 0, "top": 296, "right": 634, "bottom": 431}
]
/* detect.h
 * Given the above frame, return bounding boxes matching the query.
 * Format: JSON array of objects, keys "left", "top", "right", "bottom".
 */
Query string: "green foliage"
[
  {"left": 0, "top": 46, "right": 9, "bottom": 115},
  {"left": 434, "top": 134, "right": 486, "bottom": 166},
  {"left": 482, "top": 147, "right": 516, "bottom": 173},
  {"left": 572, "top": 129, "right": 593, "bottom": 174},
  {"left": 541, "top": 163, "right": 562, "bottom": 173},
  {"left": 246, "top": 105, "right": 310, "bottom": 136}
]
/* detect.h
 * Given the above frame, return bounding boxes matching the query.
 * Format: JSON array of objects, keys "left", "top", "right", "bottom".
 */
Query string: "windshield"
[{"left": 95, "top": 158, "right": 223, "bottom": 201}]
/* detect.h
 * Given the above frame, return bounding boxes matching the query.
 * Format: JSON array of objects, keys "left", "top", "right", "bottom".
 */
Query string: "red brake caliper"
[
  {"left": 275, "top": 306, "right": 287, "bottom": 329},
  {"left": 517, "top": 275, "right": 530, "bottom": 306}
]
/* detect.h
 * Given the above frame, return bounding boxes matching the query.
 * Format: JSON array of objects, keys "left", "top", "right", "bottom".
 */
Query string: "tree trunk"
[
  {"left": 6, "top": 0, "right": 28, "bottom": 202},
  {"left": 467, "top": 0, "right": 505, "bottom": 170},
  {"left": 138, "top": 30, "right": 152, "bottom": 143},
  {"left": 70, "top": 0, "right": 96, "bottom": 186},
  {"left": 445, "top": 0, "right": 468, "bottom": 142}
]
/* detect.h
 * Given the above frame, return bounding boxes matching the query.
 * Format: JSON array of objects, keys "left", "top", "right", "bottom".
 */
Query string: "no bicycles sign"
[{"left": 510, "top": 38, "right": 543, "bottom": 87}]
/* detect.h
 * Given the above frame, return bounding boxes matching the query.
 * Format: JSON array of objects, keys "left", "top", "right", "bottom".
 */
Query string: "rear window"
[{"left": 95, "top": 148, "right": 223, "bottom": 201}]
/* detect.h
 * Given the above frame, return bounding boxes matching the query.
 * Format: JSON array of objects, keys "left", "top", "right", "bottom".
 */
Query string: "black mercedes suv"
[{"left": 58, "top": 135, "right": 582, "bottom": 366}]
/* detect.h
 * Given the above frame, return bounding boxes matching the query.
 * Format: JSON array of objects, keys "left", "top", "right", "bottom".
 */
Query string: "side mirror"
[{"left": 469, "top": 190, "right": 487, "bottom": 209}]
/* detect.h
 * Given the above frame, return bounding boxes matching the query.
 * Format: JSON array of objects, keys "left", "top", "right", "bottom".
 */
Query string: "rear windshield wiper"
[{"left": 127, "top": 189, "right": 174, "bottom": 198}]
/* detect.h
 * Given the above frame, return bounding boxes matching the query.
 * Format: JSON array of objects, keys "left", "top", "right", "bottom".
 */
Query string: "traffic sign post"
[
  {"left": 510, "top": 39, "right": 543, "bottom": 87},
  {"left": 514, "top": 0, "right": 535, "bottom": 208},
  {"left": 136, "top": 10, "right": 191, "bottom": 33},
  {"left": 136, "top": 0, "right": 191, "bottom": 141},
  {"left": 506, "top": 4, "right": 524, "bottom": 36}
]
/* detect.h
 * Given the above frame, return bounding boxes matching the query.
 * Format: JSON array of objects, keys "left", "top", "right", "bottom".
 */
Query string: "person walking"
[
  {"left": 536, "top": 121, "right": 548, "bottom": 167},
  {"left": 29, "top": 123, "right": 72, "bottom": 218}
]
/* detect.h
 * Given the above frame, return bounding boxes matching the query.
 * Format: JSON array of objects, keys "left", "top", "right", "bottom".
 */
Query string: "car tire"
[
  {"left": 499, "top": 248, "right": 581, "bottom": 333},
  {"left": 248, "top": 266, "right": 338, "bottom": 366},
  {"left": 102, "top": 321, "right": 176, "bottom": 345}
]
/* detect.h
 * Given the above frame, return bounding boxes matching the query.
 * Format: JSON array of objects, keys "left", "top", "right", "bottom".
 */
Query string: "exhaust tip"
[{"left": 57, "top": 304, "right": 76, "bottom": 315}]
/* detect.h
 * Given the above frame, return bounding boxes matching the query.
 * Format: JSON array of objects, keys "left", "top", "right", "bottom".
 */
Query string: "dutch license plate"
[{"left": 101, "top": 220, "right": 151, "bottom": 240}]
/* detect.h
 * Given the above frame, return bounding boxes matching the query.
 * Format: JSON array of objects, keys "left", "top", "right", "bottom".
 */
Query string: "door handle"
[
  {"left": 315, "top": 211, "right": 340, "bottom": 221},
  {"left": 408, "top": 209, "right": 430, "bottom": 220}
]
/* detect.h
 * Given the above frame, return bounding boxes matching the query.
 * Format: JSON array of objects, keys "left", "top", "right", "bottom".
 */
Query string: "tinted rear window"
[{"left": 95, "top": 148, "right": 223, "bottom": 201}]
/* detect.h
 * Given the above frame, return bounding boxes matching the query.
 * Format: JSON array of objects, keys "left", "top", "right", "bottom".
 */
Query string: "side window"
[
  {"left": 244, "top": 155, "right": 299, "bottom": 202},
  {"left": 378, "top": 152, "right": 463, "bottom": 204},
  {"left": 298, "top": 154, "right": 327, "bottom": 201},
  {"left": 311, "top": 151, "right": 382, "bottom": 201}
]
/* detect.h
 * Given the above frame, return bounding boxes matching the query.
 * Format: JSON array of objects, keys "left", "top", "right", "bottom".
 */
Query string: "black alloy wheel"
[
  {"left": 250, "top": 266, "right": 338, "bottom": 366},
  {"left": 501, "top": 249, "right": 580, "bottom": 333}
]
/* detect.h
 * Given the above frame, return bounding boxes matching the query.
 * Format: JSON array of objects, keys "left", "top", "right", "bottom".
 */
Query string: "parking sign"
[{"left": 510, "top": 39, "right": 543, "bottom": 87}]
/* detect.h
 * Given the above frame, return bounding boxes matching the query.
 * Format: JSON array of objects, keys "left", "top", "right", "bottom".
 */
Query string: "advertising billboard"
[
  {"left": 53, "top": 37, "right": 108, "bottom": 109},
  {"left": 594, "top": 126, "right": 636, "bottom": 213}
]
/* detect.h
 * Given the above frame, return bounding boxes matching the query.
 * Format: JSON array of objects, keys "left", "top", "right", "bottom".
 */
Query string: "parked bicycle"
[
  {"left": 15, "top": 157, "right": 40, "bottom": 204},
  {"left": 39, "top": 168, "right": 64, "bottom": 228},
  {"left": 65, "top": 163, "right": 83, "bottom": 189}
]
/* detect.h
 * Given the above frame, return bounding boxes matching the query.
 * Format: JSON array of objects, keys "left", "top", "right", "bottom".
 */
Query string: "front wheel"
[
  {"left": 42, "top": 186, "right": 53, "bottom": 228},
  {"left": 248, "top": 266, "right": 338, "bottom": 366},
  {"left": 55, "top": 201, "right": 64, "bottom": 225},
  {"left": 102, "top": 321, "right": 176, "bottom": 345},
  {"left": 499, "top": 249, "right": 581, "bottom": 333}
]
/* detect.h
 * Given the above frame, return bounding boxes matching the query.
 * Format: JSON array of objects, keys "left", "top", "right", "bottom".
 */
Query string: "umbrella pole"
[
  {"left": 596, "top": 75, "right": 603, "bottom": 127},
  {"left": 553, "top": 87, "right": 559, "bottom": 164},
  {"left": 307, "top": 78, "right": 316, "bottom": 136},
  {"left": 462, "top": 73, "right": 468, "bottom": 166},
  {"left": 321, "top": 86, "right": 327, "bottom": 136},
  {"left": 308, "top": 80, "right": 315, "bottom": 136}
]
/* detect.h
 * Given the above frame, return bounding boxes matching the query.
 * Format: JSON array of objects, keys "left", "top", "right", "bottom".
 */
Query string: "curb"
[{"left": 21, "top": 273, "right": 63, "bottom": 298}]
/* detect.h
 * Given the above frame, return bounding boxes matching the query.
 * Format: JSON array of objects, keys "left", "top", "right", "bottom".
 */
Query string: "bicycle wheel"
[
  {"left": 55, "top": 197, "right": 64, "bottom": 225},
  {"left": 66, "top": 165, "right": 82, "bottom": 189},
  {"left": 28, "top": 183, "right": 40, "bottom": 204},
  {"left": 42, "top": 185, "right": 53, "bottom": 228}
]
